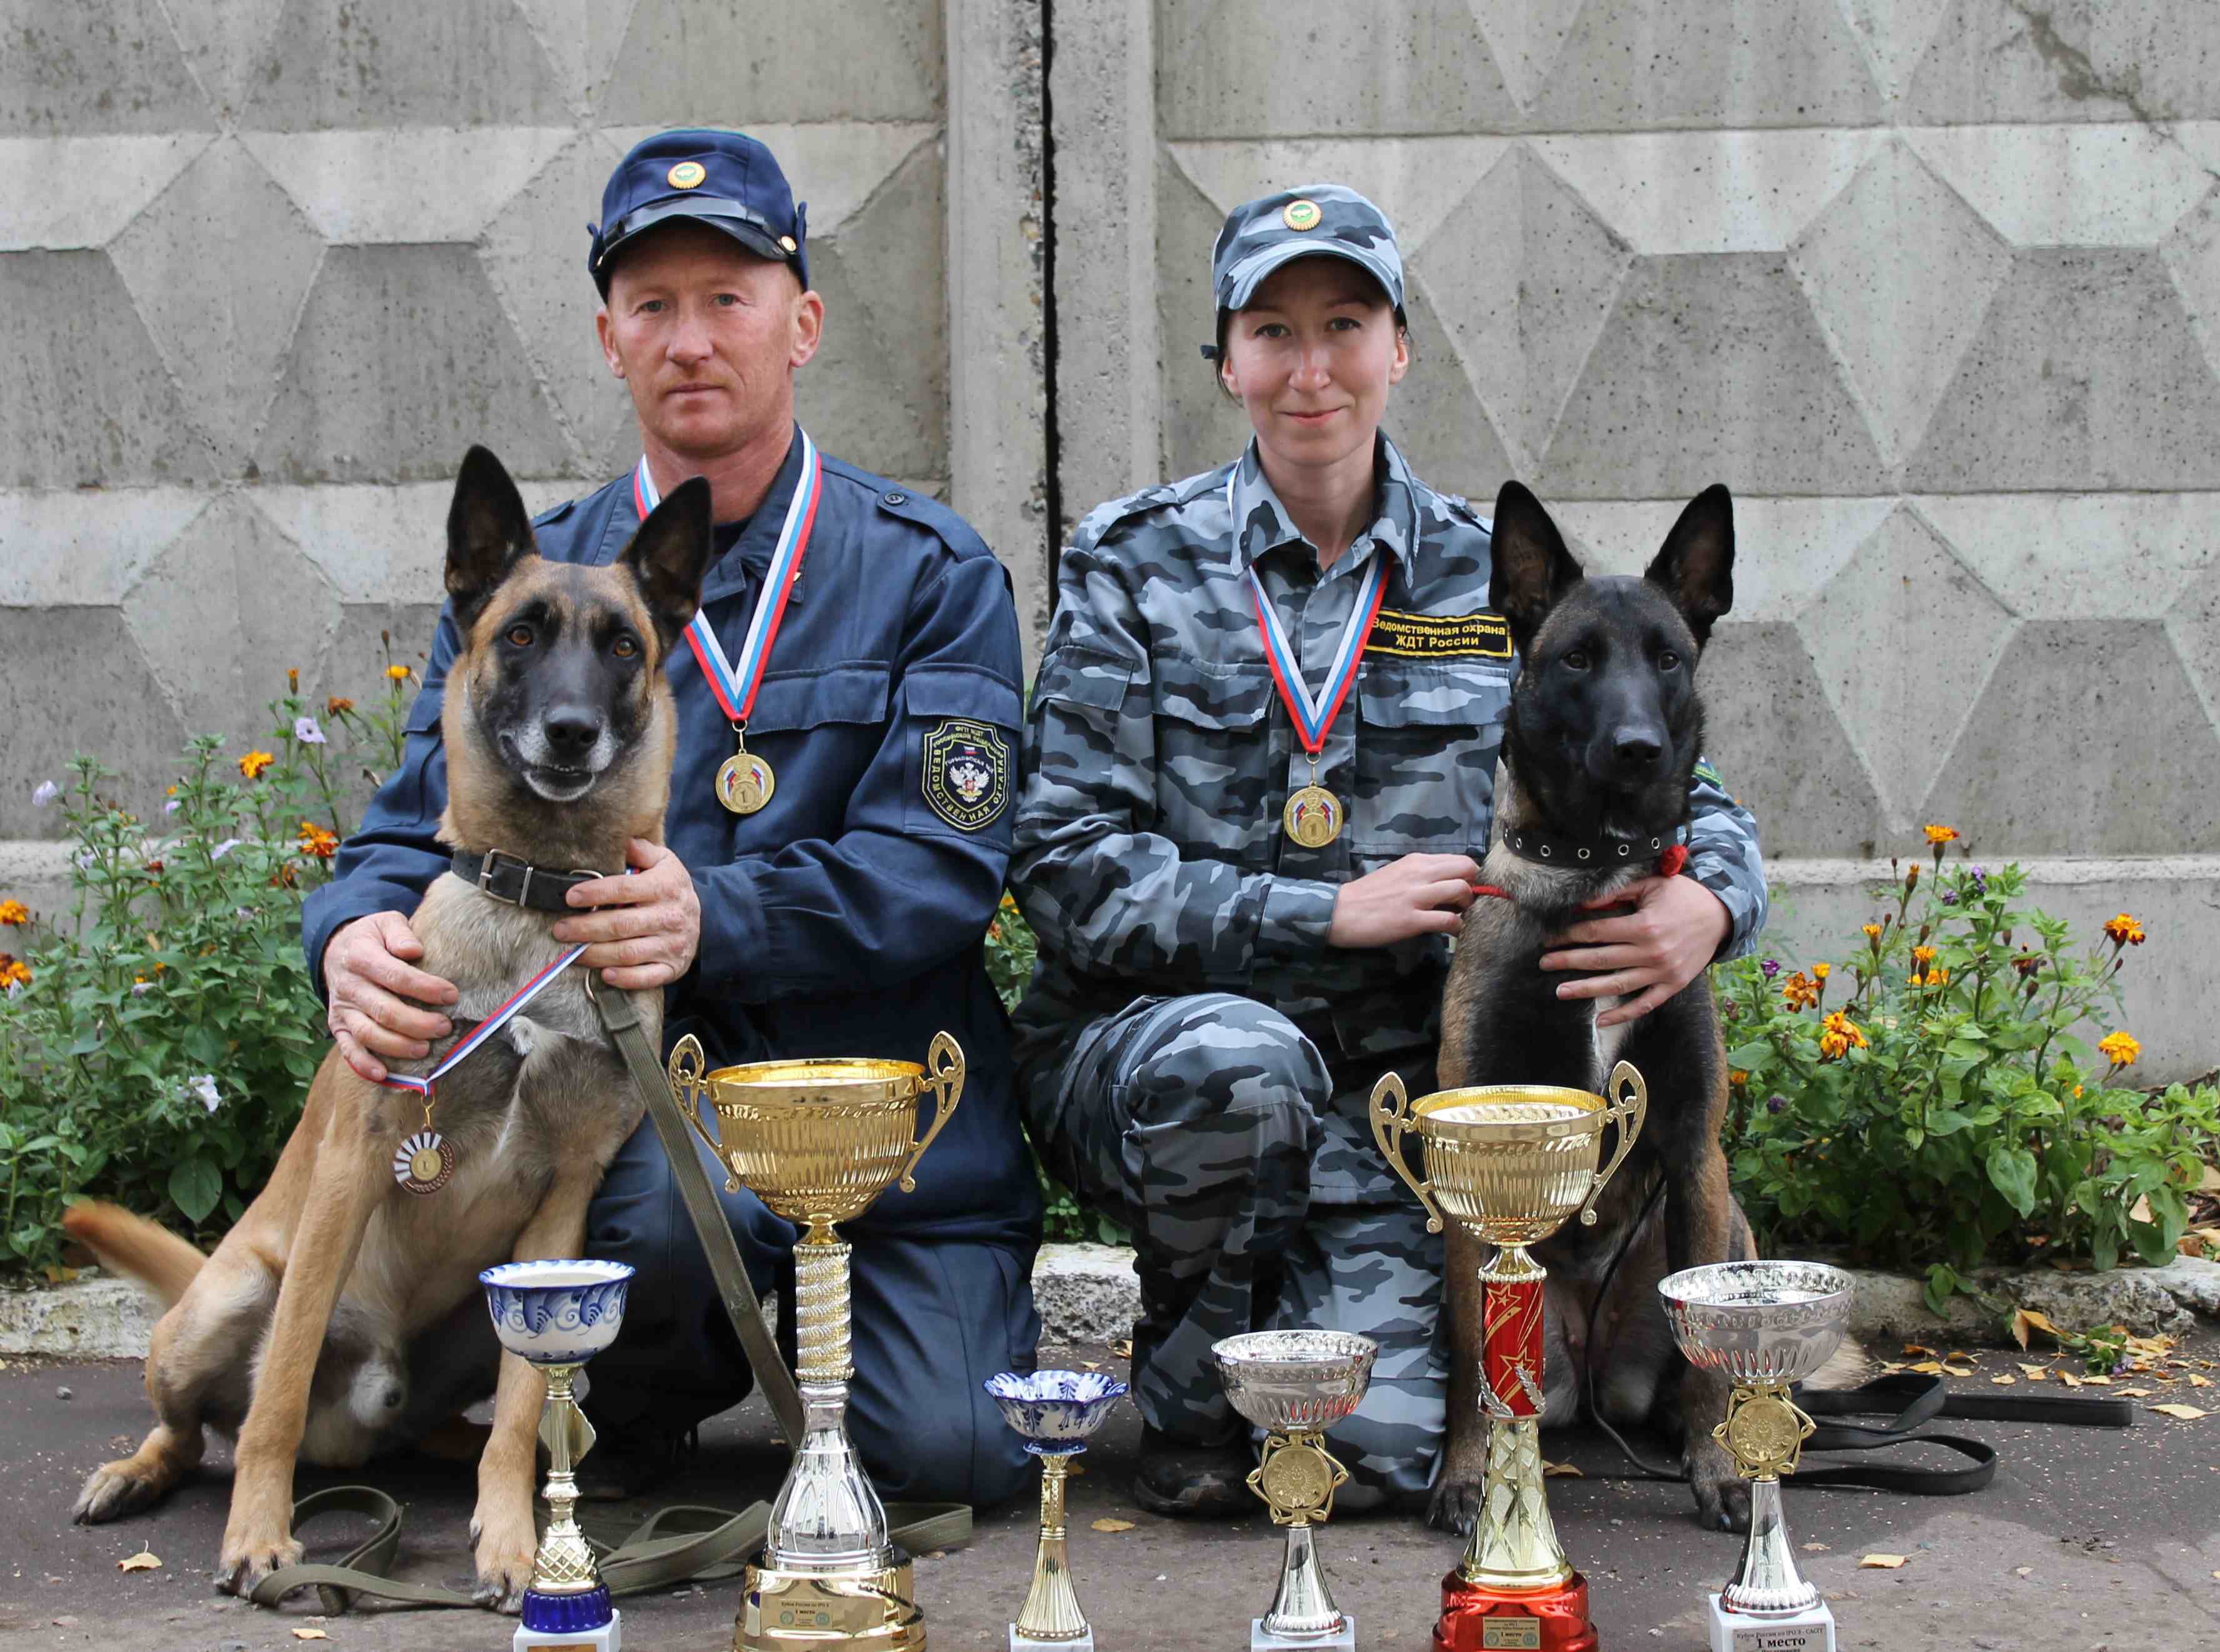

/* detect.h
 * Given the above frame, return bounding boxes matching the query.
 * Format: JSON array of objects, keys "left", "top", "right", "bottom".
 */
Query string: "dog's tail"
[{"left": 61, "top": 1202, "right": 206, "bottom": 1308}]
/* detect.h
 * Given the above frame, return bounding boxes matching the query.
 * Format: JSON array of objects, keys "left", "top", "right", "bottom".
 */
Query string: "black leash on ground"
[
  {"left": 249, "top": 977, "right": 970, "bottom": 1613},
  {"left": 1575, "top": 1176, "right": 2131, "bottom": 1496}
]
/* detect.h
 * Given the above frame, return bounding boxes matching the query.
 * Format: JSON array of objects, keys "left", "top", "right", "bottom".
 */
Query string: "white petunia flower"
[
  {"left": 294, "top": 716, "right": 326, "bottom": 746},
  {"left": 32, "top": 780, "right": 59, "bottom": 808},
  {"left": 188, "top": 1074, "right": 221, "bottom": 1114}
]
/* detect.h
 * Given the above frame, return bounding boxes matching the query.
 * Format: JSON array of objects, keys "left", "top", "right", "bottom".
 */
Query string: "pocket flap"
[
  {"left": 903, "top": 664, "right": 1022, "bottom": 727},
  {"left": 1358, "top": 661, "right": 1509, "bottom": 727},
  {"left": 1151, "top": 654, "right": 1270, "bottom": 730},
  {"left": 1034, "top": 644, "right": 1137, "bottom": 714},
  {"left": 746, "top": 663, "right": 890, "bottom": 732},
  {"left": 402, "top": 686, "right": 445, "bottom": 736}
]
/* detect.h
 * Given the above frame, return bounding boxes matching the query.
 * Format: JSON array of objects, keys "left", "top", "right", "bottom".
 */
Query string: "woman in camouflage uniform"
[{"left": 1008, "top": 186, "right": 1768, "bottom": 1516}]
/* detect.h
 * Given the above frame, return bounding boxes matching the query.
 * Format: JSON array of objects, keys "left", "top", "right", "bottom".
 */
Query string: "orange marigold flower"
[
  {"left": 1862, "top": 922, "right": 1882, "bottom": 942},
  {"left": 1922, "top": 824, "right": 1959, "bottom": 845},
  {"left": 1819, "top": 1030, "right": 1849, "bottom": 1060},
  {"left": 239, "top": 750, "right": 276, "bottom": 779},
  {"left": 2098, "top": 1031, "right": 2141, "bottom": 1068},
  {"left": 297, "top": 821, "right": 339, "bottom": 859},
  {"left": 1729, "top": 1069, "right": 1749, "bottom": 1088},
  {"left": 0, "top": 898, "right": 27, "bottom": 925},
  {"left": 1911, "top": 945, "right": 1938, "bottom": 967},
  {"left": 1821, "top": 1010, "right": 1868, "bottom": 1048},
  {"left": 386, "top": 664, "right": 411, "bottom": 682},
  {"left": 287, "top": 667, "right": 299, "bottom": 694},
  {"left": 326, "top": 696, "right": 355, "bottom": 716},
  {"left": 1781, "top": 971, "right": 1821, "bottom": 1010},
  {"left": 0, "top": 957, "right": 31, "bottom": 988},
  {"left": 2102, "top": 912, "right": 2146, "bottom": 947}
]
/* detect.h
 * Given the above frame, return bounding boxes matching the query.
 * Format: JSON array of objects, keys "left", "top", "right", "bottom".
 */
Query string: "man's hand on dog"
[
  {"left": 326, "top": 911, "right": 459, "bottom": 1083},
  {"left": 1541, "top": 875, "right": 1731, "bottom": 1027},
  {"left": 1328, "top": 853, "right": 1481, "bottom": 947},
  {"left": 553, "top": 837, "right": 701, "bottom": 990}
]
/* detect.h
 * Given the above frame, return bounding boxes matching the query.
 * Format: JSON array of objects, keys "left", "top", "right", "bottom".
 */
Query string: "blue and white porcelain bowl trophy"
[
  {"left": 985, "top": 1370, "right": 1129, "bottom": 1651},
  {"left": 481, "top": 1259, "right": 636, "bottom": 1651}
]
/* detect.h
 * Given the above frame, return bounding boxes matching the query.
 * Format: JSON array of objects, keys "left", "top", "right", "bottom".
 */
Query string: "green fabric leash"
[{"left": 251, "top": 976, "right": 971, "bottom": 1612}]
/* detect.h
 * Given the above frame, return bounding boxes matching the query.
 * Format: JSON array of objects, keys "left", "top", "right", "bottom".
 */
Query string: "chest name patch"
[
  {"left": 1366, "top": 609, "right": 1512, "bottom": 660},
  {"left": 922, "top": 719, "right": 1011, "bottom": 832}
]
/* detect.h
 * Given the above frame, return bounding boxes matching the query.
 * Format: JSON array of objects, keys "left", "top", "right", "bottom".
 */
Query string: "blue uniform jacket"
[{"left": 302, "top": 431, "right": 1039, "bottom": 1248}]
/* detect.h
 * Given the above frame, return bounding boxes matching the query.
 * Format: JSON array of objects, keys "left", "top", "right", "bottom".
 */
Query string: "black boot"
[{"left": 1131, "top": 1424, "right": 1255, "bottom": 1517}]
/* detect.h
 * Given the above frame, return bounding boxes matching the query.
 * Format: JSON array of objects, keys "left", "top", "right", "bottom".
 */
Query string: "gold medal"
[
  {"left": 716, "top": 742, "right": 776, "bottom": 816},
  {"left": 1283, "top": 784, "right": 1342, "bottom": 848},
  {"left": 392, "top": 1128, "right": 453, "bottom": 1196}
]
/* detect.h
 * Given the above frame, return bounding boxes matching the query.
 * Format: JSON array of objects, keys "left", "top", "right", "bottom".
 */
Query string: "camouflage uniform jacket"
[{"left": 1009, "top": 433, "right": 1767, "bottom": 1202}]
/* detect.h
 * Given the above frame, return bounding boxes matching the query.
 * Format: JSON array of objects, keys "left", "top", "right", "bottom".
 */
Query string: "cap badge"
[
  {"left": 667, "top": 161, "right": 707, "bottom": 189},
  {"left": 1282, "top": 198, "right": 1322, "bottom": 232}
]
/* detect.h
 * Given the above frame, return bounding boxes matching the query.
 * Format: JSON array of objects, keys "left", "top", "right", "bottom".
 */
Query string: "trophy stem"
[
  {"left": 765, "top": 1226, "right": 892, "bottom": 1574},
  {"left": 1013, "top": 1450, "right": 1089, "bottom": 1643},
  {"left": 1262, "top": 1514, "right": 1347, "bottom": 1641},
  {"left": 530, "top": 1364, "right": 603, "bottom": 1596},
  {"left": 1459, "top": 1245, "right": 1573, "bottom": 1591},
  {"left": 1723, "top": 1475, "right": 1819, "bottom": 1616}
]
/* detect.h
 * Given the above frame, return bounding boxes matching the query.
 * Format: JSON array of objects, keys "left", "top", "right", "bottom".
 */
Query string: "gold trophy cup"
[
  {"left": 667, "top": 1034, "right": 963, "bottom": 1652},
  {"left": 1371, "top": 1064, "right": 1647, "bottom": 1652}
]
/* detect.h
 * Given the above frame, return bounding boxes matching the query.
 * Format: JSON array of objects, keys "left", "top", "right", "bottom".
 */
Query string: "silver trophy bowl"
[
  {"left": 1215, "top": 1330, "right": 1378, "bottom": 1434},
  {"left": 1661, "top": 1261, "right": 1856, "bottom": 1646}
]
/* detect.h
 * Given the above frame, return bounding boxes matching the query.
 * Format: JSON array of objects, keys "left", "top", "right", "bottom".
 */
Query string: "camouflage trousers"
[{"left": 1023, "top": 992, "right": 1446, "bottom": 1508}]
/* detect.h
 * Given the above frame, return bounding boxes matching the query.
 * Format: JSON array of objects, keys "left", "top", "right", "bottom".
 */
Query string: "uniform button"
[{"left": 883, "top": 490, "right": 907, "bottom": 506}]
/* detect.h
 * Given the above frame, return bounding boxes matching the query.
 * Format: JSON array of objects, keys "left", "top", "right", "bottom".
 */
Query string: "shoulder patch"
[
  {"left": 1694, "top": 758, "right": 1726, "bottom": 789},
  {"left": 921, "top": 718, "right": 1010, "bottom": 831}
]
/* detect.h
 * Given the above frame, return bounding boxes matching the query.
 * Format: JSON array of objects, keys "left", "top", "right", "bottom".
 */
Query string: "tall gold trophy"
[
  {"left": 1371, "top": 1064, "right": 1647, "bottom": 1652},
  {"left": 667, "top": 1034, "right": 963, "bottom": 1652}
]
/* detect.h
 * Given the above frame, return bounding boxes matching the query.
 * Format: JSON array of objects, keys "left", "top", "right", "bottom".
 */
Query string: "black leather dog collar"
[
  {"left": 451, "top": 849, "right": 608, "bottom": 913},
  {"left": 1502, "top": 826, "right": 1666, "bottom": 868}
]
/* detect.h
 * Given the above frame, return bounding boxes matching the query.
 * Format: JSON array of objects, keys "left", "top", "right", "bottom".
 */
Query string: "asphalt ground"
[{"left": 6, "top": 1337, "right": 2218, "bottom": 1652}]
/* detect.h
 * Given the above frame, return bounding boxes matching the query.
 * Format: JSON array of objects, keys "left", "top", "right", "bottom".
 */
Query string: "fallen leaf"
[
  {"left": 1090, "top": 1518, "right": 1136, "bottom": 1533},
  {"left": 1542, "top": 1460, "right": 1582, "bottom": 1477},
  {"left": 1111, "top": 1339, "right": 1134, "bottom": 1360},
  {"left": 2014, "top": 1308, "right": 2066, "bottom": 1346},
  {"left": 2151, "top": 1404, "right": 2209, "bottom": 1420},
  {"left": 2083, "top": 1375, "right": 2113, "bottom": 1386},
  {"left": 1902, "top": 1343, "right": 1936, "bottom": 1357},
  {"left": 1908, "top": 1359, "right": 1944, "bottom": 1375},
  {"left": 1942, "top": 1364, "right": 1977, "bottom": 1378},
  {"left": 1081, "top": 1360, "right": 1100, "bottom": 1371},
  {"left": 116, "top": 1551, "right": 161, "bottom": 1571},
  {"left": 1948, "top": 1350, "right": 1979, "bottom": 1363},
  {"left": 1802, "top": 1541, "right": 1830, "bottom": 1553},
  {"left": 1859, "top": 1553, "right": 1908, "bottom": 1570},
  {"left": 293, "top": 1631, "right": 329, "bottom": 1642},
  {"left": 1990, "top": 1375, "right": 2018, "bottom": 1386},
  {"left": 2018, "top": 1363, "right": 2051, "bottom": 1379},
  {"left": 2117, "top": 1387, "right": 2153, "bottom": 1397},
  {"left": 2191, "top": 1375, "right": 2212, "bottom": 1389},
  {"left": 2060, "top": 1371, "right": 2084, "bottom": 1389},
  {"left": 2014, "top": 1567, "right": 2032, "bottom": 1578}
]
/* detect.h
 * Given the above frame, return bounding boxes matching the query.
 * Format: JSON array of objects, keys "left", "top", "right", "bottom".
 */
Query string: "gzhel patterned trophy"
[
  {"left": 1661, "top": 1261, "right": 1855, "bottom": 1652},
  {"left": 1212, "top": 1329, "right": 1378, "bottom": 1651},
  {"left": 984, "top": 1370, "right": 1129, "bottom": 1651},
  {"left": 1371, "top": 1064, "right": 1648, "bottom": 1652},
  {"left": 666, "top": 1035, "right": 962, "bottom": 1652},
  {"left": 479, "top": 1260, "right": 636, "bottom": 1651}
]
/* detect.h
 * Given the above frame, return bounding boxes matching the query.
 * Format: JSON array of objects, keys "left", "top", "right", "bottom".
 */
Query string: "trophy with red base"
[{"left": 1372, "top": 1063, "right": 1648, "bottom": 1652}]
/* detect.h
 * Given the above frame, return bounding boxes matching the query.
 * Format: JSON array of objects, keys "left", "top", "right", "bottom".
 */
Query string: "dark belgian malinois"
[
  {"left": 65, "top": 449, "right": 713, "bottom": 1606},
  {"left": 1432, "top": 480, "right": 1759, "bottom": 1534}
]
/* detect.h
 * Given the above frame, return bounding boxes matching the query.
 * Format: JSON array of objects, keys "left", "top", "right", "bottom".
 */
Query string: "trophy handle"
[
  {"left": 1369, "top": 1072, "right": 1443, "bottom": 1235},
  {"left": 1578, "top": 1059, "right": 1649, "bottom": 1226},
  {"left": 897, "top": 1031, "right": 964, "bottom": 1193},
  {"left": 665, "top": 1034, "right": 732, "bottom": 1186}
]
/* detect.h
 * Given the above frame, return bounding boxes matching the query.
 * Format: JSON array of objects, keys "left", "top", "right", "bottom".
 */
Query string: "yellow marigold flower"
[
  {"left": 2072, "top": 1084, "right": 2084, "bottom": 1098},
  {"left": 297, "top": 821, "right": 339, "bottom": 859},
  {"left": 1862, "top": 922, "right": 1882, "bottom": 942},
  {"left": 0, "top": 898, "right": 27, "bottom": 926},
  {"left": 2099, "top": 1031, "right": 2141, "bottom": 1068},
  {"left": 0, "top": 957, "right": 31, "bottom": 988},
  {"left": 1812, "top": 962, "right": 1830, "bottom": 980},
  {"left": 2102, "top": 912, "right": 2146, "bottom": 947},
  {"left": 239, "top": 750, "right": 275, "bottom": 779},
  {"left": 1923, "top": 824, "right": 1959, "bottom": 844},
  {"left": 386, "top": 664, "right": 411, "bottom": 682},
  {"left": 1819, "top": 1030, "right": 1849, "bottom": 1061},
  {"left": 1821, "top": 1010, "right": 1869, "bottom": 1050},
  {"left": 1912, "top": 945, "right": 1937, "bottom": 967}
]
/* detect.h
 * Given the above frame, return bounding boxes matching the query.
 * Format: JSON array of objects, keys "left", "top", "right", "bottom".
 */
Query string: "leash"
[{"left": 251, "top": 967, "right": 970, "bottom": 1612}]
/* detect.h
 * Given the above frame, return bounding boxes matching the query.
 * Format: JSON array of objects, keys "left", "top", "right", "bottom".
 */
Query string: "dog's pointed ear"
[
  {"left": 1643, "top": 483, "right": 1735, "bottom": 649},
  {"left": 619, "top": 475, "right": 714, "bottom": 652},
  {"left": 446, "top": 447, "right": 536, "bottom": 630},
  {"left": 1489, "top": 480, "right": 1583, "bottom": 654}
]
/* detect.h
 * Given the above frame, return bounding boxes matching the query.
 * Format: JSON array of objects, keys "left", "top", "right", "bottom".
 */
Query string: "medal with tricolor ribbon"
[
  {"left": 633, "top": 430, "right": 823, "bottom": 815},
  {"left": 377, "top": 943, "right": 586, "bottom": 1194},
  {"left": 1235, "top": 481, "right": 1391, "bottom": 848}
]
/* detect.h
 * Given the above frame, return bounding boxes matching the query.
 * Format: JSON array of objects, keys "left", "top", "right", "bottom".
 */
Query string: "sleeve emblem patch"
[{"left": 922, "top": 718, "right": 1011, "bottom": 831}]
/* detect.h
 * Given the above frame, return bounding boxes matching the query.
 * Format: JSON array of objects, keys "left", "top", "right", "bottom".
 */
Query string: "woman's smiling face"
[{"left": 1219, "top": 256, "right": 1408, "bottom": 478}]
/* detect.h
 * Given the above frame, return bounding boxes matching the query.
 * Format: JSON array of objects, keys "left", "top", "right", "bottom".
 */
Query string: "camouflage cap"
[{"left": 1210, "top": 184, "right": 1405, "bottom": 315}]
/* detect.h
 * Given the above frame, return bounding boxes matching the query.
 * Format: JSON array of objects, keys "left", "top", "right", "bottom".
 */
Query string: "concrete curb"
[{"left": 12, "top": 1248, "right": 2218, "bottom": 1361}]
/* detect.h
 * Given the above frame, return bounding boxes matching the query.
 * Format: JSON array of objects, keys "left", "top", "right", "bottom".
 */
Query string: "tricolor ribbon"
[
  {"left": 1232, "top": 477, "right": 1391, "bottom": 757},
  {"left": 376, "top": 943, "right": 586, "bottom": 1102},
  {"left": 634, "top": 429, "right": 823, "bottom": 727}
]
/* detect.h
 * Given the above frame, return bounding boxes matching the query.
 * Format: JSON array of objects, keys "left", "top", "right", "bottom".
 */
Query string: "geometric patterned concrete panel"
[{"left": 1, "top": 0, "right": 966, "bottom": 845}]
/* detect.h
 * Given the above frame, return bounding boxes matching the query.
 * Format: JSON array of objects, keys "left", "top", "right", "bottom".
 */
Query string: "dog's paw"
[
  {"left": 1428, "top": 1470, "right": 1484, "bottom": 1537},
  {"left": 1686, "top": 1433, "right": 1749, "bottom": 1533},
  {"left": 73, "top": 1458, "right": 166, "bottom": 1525},
  {"left": 469, "top": 1508, "right": 536, "bottom": 1615},
  {"left": 214, "top": 1530, "right": 304, "bottom": 1597}
]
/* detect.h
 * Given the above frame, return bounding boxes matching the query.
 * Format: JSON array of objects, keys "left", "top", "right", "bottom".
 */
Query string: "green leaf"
[
  {"left": 2091, "top": 1225, "right": 2121, "bottom": 1273},
  {"left": 168, "top": 1156, "right": 222, "bottom": 1225},
  {"left": 1986, "top": 1143, "right": 2038, "bottom": 1217},
  {"left": 2127, "top": 1218, "right": 2174, "bottom": 1269},
  {"left": 1727, "top": 1041, "right": 1776, "bottom": 1070},
  {"left": 1923, "top": 1263, "right": 1961, "bottom": 1315}
]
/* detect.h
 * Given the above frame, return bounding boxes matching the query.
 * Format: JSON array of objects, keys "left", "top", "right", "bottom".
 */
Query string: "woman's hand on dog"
[
  {"left": 1540, "top": 875, "right": 1731, "bottom": 1027},
  {"left": 1328, "top": 853, "right": 1481, "bottom": 947},
  {"left": 552, "top": 837, "right": 701, "bottom": 990},
  {"left": 325, "top": 912, "right": 459, "bottom": 1083}
]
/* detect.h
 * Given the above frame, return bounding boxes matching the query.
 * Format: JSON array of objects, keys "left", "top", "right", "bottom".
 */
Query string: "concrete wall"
[
  {"left": 1052, "top": 0, "right": 2220, "bottom": 1078},
  {"left": 4, "top": 1, "right": 2214, "bottom": 1075}
]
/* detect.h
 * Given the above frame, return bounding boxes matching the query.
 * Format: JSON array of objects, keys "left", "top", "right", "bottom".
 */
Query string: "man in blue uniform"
[{"left": 302, "top": 129, "right": 1038, "bottom": 1505}]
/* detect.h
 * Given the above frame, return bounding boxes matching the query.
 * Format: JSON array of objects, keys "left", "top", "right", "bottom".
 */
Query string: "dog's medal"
[
  {"left": 634, "top": 432, "right": 822, "bottom": 817},
  {"left": 1238, "top": 474, "right": 1391, "bottom": 849},
  {"left": 374, "top": 944, "right": 586, "bottom": 1195}
]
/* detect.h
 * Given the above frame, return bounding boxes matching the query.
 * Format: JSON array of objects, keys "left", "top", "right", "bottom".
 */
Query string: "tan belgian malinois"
[{"left": 65, "top": 447, "right": 712, "bottom": 1608}]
